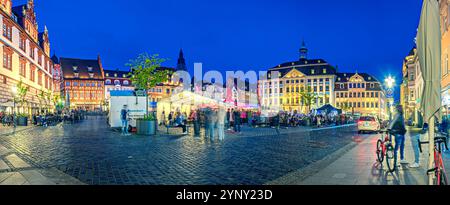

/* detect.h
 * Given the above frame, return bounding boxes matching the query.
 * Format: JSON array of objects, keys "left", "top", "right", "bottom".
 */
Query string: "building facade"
[
  {"left": 0, "top": 0, "right": 54, "bottom": 114},
  {"left": 258, "top": 42, "right": 337, "bottom": 114},
  {"left": 334, "top": 73, "right": 388, "bottom": 120},
  {"left": 59, "top": 56, "right": 105, "bottom": 111},
  {"left": 400, "top": 47, "right": 424, "bottom": 125},
  {"left": 104, "top": 69, "right": 134, "bottom": 102},
  {"left": 440, "top": 0, "right": 450, "bottom": 109}
]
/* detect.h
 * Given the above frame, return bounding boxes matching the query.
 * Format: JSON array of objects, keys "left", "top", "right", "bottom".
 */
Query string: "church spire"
[
  {"left": 177, "top": 48, "right": 187, "bottom": 71},
  {"left": 299, "top": 39, "right": 308, "bottom": 61}
]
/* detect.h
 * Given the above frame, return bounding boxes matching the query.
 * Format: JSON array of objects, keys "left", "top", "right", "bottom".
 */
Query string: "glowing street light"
[
  {"left": 384, "top": 76, "right": 396, "bottom": 122},
  {"left": 385, "top": 76, "right": 396, "bottom": 89}
]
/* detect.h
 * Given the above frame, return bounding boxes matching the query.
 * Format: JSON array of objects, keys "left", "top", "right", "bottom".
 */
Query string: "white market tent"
[{"left": 157, "top": 91, "right": 228, "bottom": 119}]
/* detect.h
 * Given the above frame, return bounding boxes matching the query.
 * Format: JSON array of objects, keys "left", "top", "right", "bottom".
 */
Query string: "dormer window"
[
  {"left": 89, "top": 73, "right": 94, "bottom": 78},
  {"left": 114, "top": 73, "right": 118, "bottom": 77},
  {"left": 123, "top": 74, "right": 127, "bottom": 78},
  {"left": 106, "top": 73, "right": 109, "bottom": 77},
  {"left": 311, "top": 69, "right": 315, "bottom": 75},
  {"left": 88, "top": 66, "right": 93, "bottom": 72},
  {"left": 323, "top": 69, "right": 327, "bottom": 74},
  {"left": 73, "top": 66, "right": 78, "bottom": 71},
  {"left": 74, "top": 73, "right": 79, "bottom": 78}
]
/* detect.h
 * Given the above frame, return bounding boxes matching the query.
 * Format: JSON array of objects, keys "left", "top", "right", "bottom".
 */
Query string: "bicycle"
[
  {"left": 418, "top": 134, "right": 449, "bottom": 185},
  {"left": 376, "top": 130, "right": 396, "bottom": 173}
]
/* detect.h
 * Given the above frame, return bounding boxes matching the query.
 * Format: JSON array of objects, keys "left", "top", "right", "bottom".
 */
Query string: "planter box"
[
  {"left": 17, "top": 116, "right": 28, "bottom": 126},
  {"left": 137, "top": 120, "right": 156, "bottom": 135}
]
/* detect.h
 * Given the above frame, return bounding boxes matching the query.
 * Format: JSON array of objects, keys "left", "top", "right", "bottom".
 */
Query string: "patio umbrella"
[{"left": 417, "top": 0, "right": 442, "bottom": 185}]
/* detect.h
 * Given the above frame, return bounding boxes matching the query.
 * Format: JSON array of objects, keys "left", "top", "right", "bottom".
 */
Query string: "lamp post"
[
  {"left": 11, "top": 86, "right": 17, "bottom": 128},
  {"left": 385, "top": 76, "right": 396, "bottom": 122}
]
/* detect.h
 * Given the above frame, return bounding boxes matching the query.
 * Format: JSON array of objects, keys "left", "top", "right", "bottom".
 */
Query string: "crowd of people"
[
  {"left": 156, "top": 107, "right": 358, "bottom": 139},
  {"left": 277, "top": 112, "right": 355, "bottom": 128}
]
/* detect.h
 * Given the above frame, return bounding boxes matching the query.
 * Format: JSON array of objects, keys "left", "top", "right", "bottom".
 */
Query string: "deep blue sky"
[{"left": 26, "top": 0, "right": 422, "bottom": 94}]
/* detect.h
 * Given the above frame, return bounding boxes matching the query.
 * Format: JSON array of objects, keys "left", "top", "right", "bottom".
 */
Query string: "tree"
[
  {"left": 127, "top": 53, "right": 171, "bottom": 116},
  {"left": 15, "top": 80, "right": 29, "bottom": 113},
  {"left": 300, "top": 86, "right": 317, "bottom": 114},
  {"left": 37, "top": 89, "right": 46, "bottom": 113},
  {"left": 339, "top": 100, "right": 351, "bottom": 114}
]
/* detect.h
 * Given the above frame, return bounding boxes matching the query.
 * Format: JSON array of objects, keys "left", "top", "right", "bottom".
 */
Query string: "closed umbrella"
[{"left": 417, "top": 0, "right": 442, "bottom": 185}]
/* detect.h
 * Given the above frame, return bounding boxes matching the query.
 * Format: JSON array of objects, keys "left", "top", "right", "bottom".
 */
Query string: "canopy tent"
[
  {"left": 316, "top": 104, "right": 342, "bottom": 115},
  {"left": 157, "top": 91, "right": 228, "bottom": 119}
]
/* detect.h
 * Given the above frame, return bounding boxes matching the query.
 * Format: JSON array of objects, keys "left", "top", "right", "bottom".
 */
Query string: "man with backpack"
[{"left": 389, "top": 105, "right": 408, "bottom": 167}]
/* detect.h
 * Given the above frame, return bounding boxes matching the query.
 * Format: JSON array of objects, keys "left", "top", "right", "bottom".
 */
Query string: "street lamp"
[
  {"left": 384, "top": 76, "right": 396, "bottom": 122},
  {"left": 11, "top": 86, "right": 17, "bottom": 128}
]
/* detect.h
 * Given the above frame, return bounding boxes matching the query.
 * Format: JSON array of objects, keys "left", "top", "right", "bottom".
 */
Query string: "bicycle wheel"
[
  {"left": 385, "top": 144, "right": 396, "bottom": 173},
  {"left": 376, "top": 140, "right": 384, "bottom": 163}
]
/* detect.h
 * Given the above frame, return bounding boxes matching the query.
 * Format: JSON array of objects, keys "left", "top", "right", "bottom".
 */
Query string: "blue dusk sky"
[{"left": 23, "top": 0, "right": 422, "bottom": 95}]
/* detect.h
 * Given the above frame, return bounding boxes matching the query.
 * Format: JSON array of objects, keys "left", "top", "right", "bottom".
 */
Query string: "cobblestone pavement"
[{"left": 0, "top": 116, "right": 362, "bottom": 185}]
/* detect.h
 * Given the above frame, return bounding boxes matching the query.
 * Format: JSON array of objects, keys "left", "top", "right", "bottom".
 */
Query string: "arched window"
[
  {"left": 105, "top": 79, "right": 111, "bottom": 85},
  {"left": 114, "top": 80, "right": 121, "bottom": 85},
  {"left": 123, "top": 80, "right": 129, "bottom": 86}
]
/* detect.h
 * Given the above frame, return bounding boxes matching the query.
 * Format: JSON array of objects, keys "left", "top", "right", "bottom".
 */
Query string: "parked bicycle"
[
  {"left": 418, "top": 134, "right": 448, "bottom": 185},
  {"left": 376, "top": 130, "right": 396, "bottom": 173}
]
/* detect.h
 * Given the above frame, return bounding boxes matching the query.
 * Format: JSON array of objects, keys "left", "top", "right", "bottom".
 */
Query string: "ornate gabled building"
[
  {"left": 0, "top": 0, "right": 54, "bottom": 114},
  {"left": 334, "top": 72, "right": 388, "bottom": 119},
  {"left": 258, "top": 41, "right": 337, "bottom": 113},
  {"left": 59, "top": 56, "right": 105, "bottom": 111}
]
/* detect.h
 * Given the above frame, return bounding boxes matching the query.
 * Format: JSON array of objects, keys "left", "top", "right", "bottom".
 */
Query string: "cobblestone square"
[{"left": 0, "top": 117, "right": 362, "bottom": 185}]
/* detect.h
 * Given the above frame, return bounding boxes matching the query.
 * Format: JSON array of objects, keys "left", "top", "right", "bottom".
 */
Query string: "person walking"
[
  {"left": 120, "top": 105, "right": 130, "bottom": 136},
  {"left": 389, "top": 105, "right": 408, "bottom": 167},
  {"left": 273, "top": 112, "right": 281, "bottom": 135},
  {"left": 217, "top": 106, "right": 226, "bottom": 141},
  {"left": 233, "top": 109, "right": 241, "bottom": 133},
  {"left": 226, "top": 109, "right": 231, "bottom": 130},
  {"left": 229, "top": 109, "right": 235, "bottom": 132}
]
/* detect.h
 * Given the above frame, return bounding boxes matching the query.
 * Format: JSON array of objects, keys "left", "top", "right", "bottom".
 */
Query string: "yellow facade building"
[
  {"left": 258, "top": 42, "right": 337, "bottom": 114},
  {"left": 334, "top": 73, "right": 388, "bottom": 120}
]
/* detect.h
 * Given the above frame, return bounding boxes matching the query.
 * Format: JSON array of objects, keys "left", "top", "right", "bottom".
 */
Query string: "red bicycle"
[
  {"left": 419, "top": 135, "right": 449, "bottom": 185},
  {"left": 376, "top": 130, "right": 396, "bottom": 173}
]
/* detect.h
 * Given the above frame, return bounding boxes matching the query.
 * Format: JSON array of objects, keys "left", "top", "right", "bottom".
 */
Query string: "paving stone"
[
  {"left": 0, "top": 144, "right": 9, "bottom": 156},
  {"left": 0, "top": 159, "right": 9, "bottom": 171},
  {"left": 4, "top": 154, "right": 30, "bottom": 169},
  {"left": 20, "top": 170, "right": 56, "bottom": 185},
  {"left": 0, "top": 172, "right": 27, "bottom": 185}
]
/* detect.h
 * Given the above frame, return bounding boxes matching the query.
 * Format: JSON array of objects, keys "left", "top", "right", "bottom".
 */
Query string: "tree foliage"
[
  {"left": 15, "top": 80, "right": 29, "bottom": 106},
  {"left": 300, "top": 86, "right": 317, "bottom": 113},
  {"left": 127, "top": 53, "right": 171, "bottom": 91}
]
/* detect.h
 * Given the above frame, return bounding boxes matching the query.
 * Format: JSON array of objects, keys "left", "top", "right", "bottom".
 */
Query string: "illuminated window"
[{"left": 2, "top": 21, "right": 12, "bottom": 40}]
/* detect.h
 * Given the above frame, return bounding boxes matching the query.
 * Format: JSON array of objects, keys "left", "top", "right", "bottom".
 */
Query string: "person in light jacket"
[{"left": 217, "top": 107, "right": 226, "bottom": 141}]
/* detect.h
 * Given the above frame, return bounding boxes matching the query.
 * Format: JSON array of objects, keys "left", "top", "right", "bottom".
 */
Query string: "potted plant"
[
  {"left": 127, "top": 53, "right": 170, "bottom": 136},
  {"left": 137, "top": 113, "right": 157, "bottom": 135},
  {"left": 16, "top": 113, "right": 28, "bottom": 126}
]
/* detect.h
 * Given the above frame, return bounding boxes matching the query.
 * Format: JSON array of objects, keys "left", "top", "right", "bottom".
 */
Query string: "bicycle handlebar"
[{"left": 418, "top": 136, "right": 449, "bottom": 153}]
